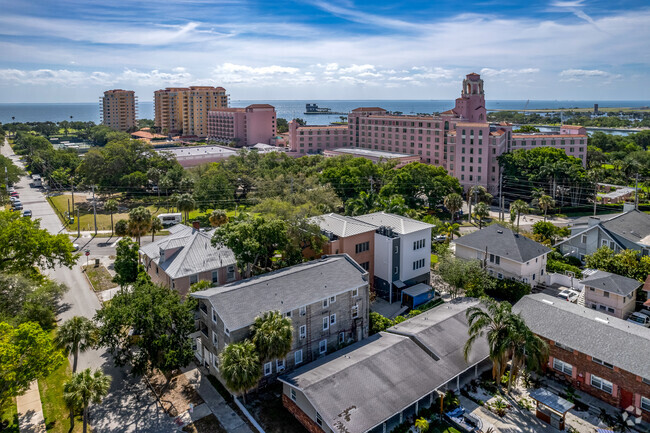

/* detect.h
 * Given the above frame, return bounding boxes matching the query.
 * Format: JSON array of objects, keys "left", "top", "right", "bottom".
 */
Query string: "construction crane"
[{"left": 522, "top": 99, "right": 530, "bottom": 114}]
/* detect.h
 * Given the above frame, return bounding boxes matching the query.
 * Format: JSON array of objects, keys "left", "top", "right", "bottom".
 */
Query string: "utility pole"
[
  {"left": 499, "top": 171, "right": 504, "bottom": 221},
  {"left": 71, "top": 174, "right": 75, "bottom": 215},
  {"left": 593, "top": 184, "right": 598, "bottom": 216},
  {"left": 635, "top": 173, "right": 639, "bottom": 210},
  {"left": 77, "top": 209, "right": 80, "bottom": 238},
  {"left": 92, "top": 185, "right": 97, "bottom": 235}
]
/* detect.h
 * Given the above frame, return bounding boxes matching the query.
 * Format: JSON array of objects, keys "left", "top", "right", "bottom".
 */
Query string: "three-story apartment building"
[{"left": 190, "top": 255, "right": 370, "bottom": 386}]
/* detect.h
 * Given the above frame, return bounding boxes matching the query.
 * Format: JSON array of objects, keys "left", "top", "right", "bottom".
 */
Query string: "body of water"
[{"left": 1, "top": 100, "right": 649, "bottom": 126}]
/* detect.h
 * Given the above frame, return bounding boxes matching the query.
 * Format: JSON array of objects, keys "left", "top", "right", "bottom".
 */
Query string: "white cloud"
[
  {"left": 480, "top": 68, "right": 540, "bottom": 76},
  {"left": 559, "top": 69, "right": 609, "bottom": 77}
]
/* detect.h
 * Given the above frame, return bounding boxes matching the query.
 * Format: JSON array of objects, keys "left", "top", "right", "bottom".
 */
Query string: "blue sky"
[{"left": 0, "top": 0, "right": 649, "bottom": 102}]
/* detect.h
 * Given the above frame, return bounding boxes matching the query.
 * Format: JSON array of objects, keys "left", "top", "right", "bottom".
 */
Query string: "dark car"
[
  {"left": 22, "top": 210, "right": 32, "bottom": 218},
  {"left": 12, "top": 201, "right": 23, "bottom": 211}
]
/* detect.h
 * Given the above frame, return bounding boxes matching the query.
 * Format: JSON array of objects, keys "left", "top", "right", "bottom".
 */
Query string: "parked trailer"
[{"left": 157, "top": 213, "right": 182, "bottom": 227}]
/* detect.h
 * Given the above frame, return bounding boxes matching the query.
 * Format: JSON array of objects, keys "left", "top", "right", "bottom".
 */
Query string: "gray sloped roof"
[
  {"left": 600, "top": 210, "right": 650, "bottom": 246},
  {"left": 353, "top": 212, "right": 434, "bottom": 235},
  {"left": 513, "top": 294, "right": 650, "bottom": 379},
  {"left": 140, "top": 227, "right": 236, "bottom": 279},
  {"left": 191, "top": 255, "right": 368, "bottom": 331},
  {"left": 309, "top": 213, "right": 376, "bottom": 238},
  {"left": 580, "top": 270, "right": 641, "bottom": 296},
  {"left": 281, "top": 298, "right": 489, "bottom": 433},
  {"left": 454, "top": 224, "right": 550, "bottom": 263}
]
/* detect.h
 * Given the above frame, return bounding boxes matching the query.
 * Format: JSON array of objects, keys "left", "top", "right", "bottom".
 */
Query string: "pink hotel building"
[
  {"left": 288, "top": 73, "right": 588, "bottom": 193},
  {"left": 207, "top": 104, "right": 277, "bottom": 147}
]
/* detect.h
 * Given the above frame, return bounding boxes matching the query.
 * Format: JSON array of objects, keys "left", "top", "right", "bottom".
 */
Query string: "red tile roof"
[
  {"left": 246, "top": 104, "right": 275, "bottom": 109},
  {"left": 351, "top": 107, "right": 386, "bottom": 112}
]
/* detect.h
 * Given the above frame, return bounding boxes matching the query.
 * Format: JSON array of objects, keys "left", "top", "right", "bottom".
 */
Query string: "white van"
[
  {"left": 157, "top": 213, "right": 182, "bottom": 227},
  {"left": 31, "top": 174, "right": 42, "bottom": 187}
]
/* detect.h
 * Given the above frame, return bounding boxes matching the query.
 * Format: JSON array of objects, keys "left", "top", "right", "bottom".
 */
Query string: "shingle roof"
[
  {"left": 513, "top": 294, "right": 650, "bottom": 379},
  {"left": 600, "top": 210, "right": 650, "bottom": 246},
  {"left": 453, "top": 224, "right": 550, "bottom": 263},
  {"left": 309, "top": 213, "right": 376, "bottom": 238},
  {"left": 353, "top": 212, "right": 434, "bottom": 235},
  {"left": 140, "top": 226, "right": 236, "bottom": 279},
  {"left": 580, "top": 270, "right": 641, "bottom": 296},
  {"left": 281, "top": 298, "right": 488, "bottom": 433},
  {"left": 191, "top": 255, "right": 368, "bottom": 331}
]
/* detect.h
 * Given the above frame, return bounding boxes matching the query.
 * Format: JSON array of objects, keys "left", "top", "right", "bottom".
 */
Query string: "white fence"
[{"left": 545, "top": 272, "right": 584, "bottom": 291}]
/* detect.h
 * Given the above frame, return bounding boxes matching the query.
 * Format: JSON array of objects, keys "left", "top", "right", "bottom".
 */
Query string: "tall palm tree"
[
  {"left": 345, "top": 191, "right": 379, "bottom": 216},
  {"left": 209, "top": 209, "right": 228, "bottom": 227},
  {"left": 63, "top": 368, "right": 111, "bottom": 433},
  {"left": 379, "top": 195, "right": 409, "bottom": 216},
  {"left": 251, "top": 311, "right": 293, "bottom": 362},
  {"left": 444, "top": 222, "right": 461, "bottom": 241},
  {"left": 464, "top": 298, "right": 516, "bottom": 381},
  {"left": 150, "top": 216, "right": 163, "bottom": 242},
  {"left": 55, "top": 316, "right": 98, "bottom": 373},
  {"left": 128, "top": 206, "right": 152, "bottom": 245},
  {"left": 176, "top": 193, "right": 195, "bottom": 223},
  {"left": 509, "top": 200, "right": 529, "bottom": 233},
  {"left": 504, "top": 315, "right": 549, "bottom": 394},
  {"left": 104, "top": 199, "right": 118, "bottom": 236},
  {"left": 444, "top": 193, "right": 463, "bottom": 223},
  {"left": 537, "top": 195, "right": 555, "bottom": 221},
  {"left": 473, "top": 202, "right": 490, "bottom": 229},
  {"left": 219, "top": 340, "right": 261, "bottom": 403}
]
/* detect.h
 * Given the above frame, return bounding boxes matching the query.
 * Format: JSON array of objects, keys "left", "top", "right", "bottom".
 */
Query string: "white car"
[
  {"left": 627, "top": 312, "right": 650, "bottom": 328},
  {"left": 557, "top": 287, "right": 580, "bottom": 303}
]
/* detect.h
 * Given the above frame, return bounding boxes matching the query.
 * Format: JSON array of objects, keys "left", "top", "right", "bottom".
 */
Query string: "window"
[
  {"left": 227, "top": 265, "right": 236, "bottom": 281},
  {"left": 413, "top": 258, "right": 425, "bottom": 270},
  {"left": 290, "top": 388, "right": 297, "bottom": 402},
  {"left": 590, "top": 374, "right": 613, "bottom": 394},
  {"left": 555, "top": 342, "right": 574, "bottom": 352},
  {"left": 330, "top": 296, "right": 336, "bottom": 304},
  {"left": 330, "top": 314, "right": 336, "bottom": 325},
  {"left": 413, "top": 239, "right": 426, "bottom": 250},
  {"left": 323, "top": 317, "right": 329, "bottom": 331},
  {"left": 360, "top": 261, "right": 370, "bottom": 271},
  {"left": 300, "top": 306, "right": 306, "bottom": 316},
  {"left": 295, "top": 349, "right": 303, "bottom": 365},
  {"left": 603, "top": 291, "right": 609, "bottom": 298},
  {"left": 581, "top": 235, "right": 587, "bottom": 244},
  {"left": 322, "top": 298, "right": 328, "bottom": 308},
  {"left": 352, "top": 305, "right": 359, "bottom": 318},
  {"left": 213, "top": 354, "right": 218, "bottom": 368},
  {"left": 355, "top": 241, "right": 370, "bottom": 254},
  {"left": 394, "top": 245, "right": 399, "bottom": 254},
  {"left": 276, "top": 359, "right": 285, "bottom": 372},
  {"left": 643, "top": 377, "right": 650, "bottom": 385},
  {"left": 212, "top": 331, "right": 218, "bottom": 346},
  {"left": 592, "top": 357, "right": 614, "bottom": 369},
  {"left": 601, "top": 239, "right": 608, "bottom": 247},
  {"left": 553, "top": 358, "right": 573, "bottom": 376},
  {"left": 211, "top": 308, "right": 217, "bottom": 323},
  {"left": 642, "top": 396, "right": 650, "bottom": 411},
  {"left": 299, "top": 325, "right": 306, "bottom": 339},
  {"left": 264, "top": 362, "right": 272, "bottom": 376},
  {"left": 190, "top": 274, "right": 198, "bottom": 285},
  {"left": 352, "top": 288, "right": 359, "bottom": 297},
  {"left": 339, "top": 332, "right": 345, "bottom": 344},
  {"left": 211, "top": 270, "right": 219, "bottom": 284},
  {"left": 316, "top": 412, "right": 323, "bottom": 427},
  {"left": 319, "top": 340, "right": 327, "bottom": 354}
]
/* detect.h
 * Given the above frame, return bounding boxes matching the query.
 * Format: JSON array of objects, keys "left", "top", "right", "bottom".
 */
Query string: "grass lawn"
[
  {"left": 82, "top": 265, "right": 115, "bottom": 291},
  {"left": 182, "top": 414, "right": 226, "bottom": 433},
  {"left": 38, "top": 361, "right": 83, "bottom": 433},
  {"left": 0, "top": 399, "right": 19, "bottom": 433},
  {"left": 431, "top": 254, "right": 439, "bottom": 264}
]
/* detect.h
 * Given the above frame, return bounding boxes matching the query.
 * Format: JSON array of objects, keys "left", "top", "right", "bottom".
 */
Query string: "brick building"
[
  {"left": 207, "top": 104, "right": 277, "bottom": 146},
  {"left": 190, "top": 255, "right": 370, "bottom": 387},
  {"left": 514, "top": 294, "right": 650, "bottom": 423},
  {"left": 287, "top": 73, "right": 587, "bottom": 194}
]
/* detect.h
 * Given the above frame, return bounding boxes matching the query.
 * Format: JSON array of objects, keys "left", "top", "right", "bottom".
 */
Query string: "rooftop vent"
[
  {"left": 594, "top": 317, "right": 609, "bottom": 324},
  {"left": 497, "top": 230, "right": 503, "bottom": 234},
  {"left": 542, "top": 299, "right": 554, "bottom": 305}
]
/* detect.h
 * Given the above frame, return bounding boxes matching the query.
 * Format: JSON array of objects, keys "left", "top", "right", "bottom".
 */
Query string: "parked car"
[
  {"left": 72, "top": 243, "right": 80, "bottom": 251},
  {"left": 10, "top": 196, "right": 18, "bottom": 203},
  {"left": 22, "top": 209, "right": 32, "bottom": 218},
  {"left": 433, "top": 234, "right": 448, "bottom": 243},
  {"left": 557, "top": 287, "right": 580, "bottom": 303},
  {"left": 12, "top": 201, "right": 23, "bottom": 211},
  {"left": 10, "top": 191, "right": 19, "bottom": 198},
  {"left": 627, "top": 312, "right": 650, "bottom": 328}
]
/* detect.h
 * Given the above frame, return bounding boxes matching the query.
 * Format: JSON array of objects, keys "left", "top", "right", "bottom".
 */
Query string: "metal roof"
[
  {"left": 454, "top": 224, "right": 550, "bottom": 263},
  {"left": 309, "top": 213, "right": 376, "bottom": 238},
  {"left": 191, "top": 255, "right": 368, "bottom": 331},
  {"left": 401, "top": 283, "right": 434, "bottom": 298},
  {"left": 513, "top": 294, "right": 650, "bottom": 379},
  {"left": 353, "top": 212, "right": 434, "bottom": 235},
  {"left": 528, "top": 388, "right": 574, "bottom": 414}
]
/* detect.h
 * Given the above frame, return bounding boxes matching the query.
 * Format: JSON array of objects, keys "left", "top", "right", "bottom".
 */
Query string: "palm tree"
[
  {"left": 63, "top": 368, "right": 111, "bottom": 433},
  {"left": 209, "top": 209, "right": 228, "bottom": 227},
  {"left": 219, "top": 340, "right": 261, "bottom": 403},
  {"left": 345, "top": 191, "right": 379, "bottom": 216},
  {"left": 379, "top": 195, "right": 409, "bottom": 216},
  {"left": 509, "top": 200, "right": 528, "bottom": 233},
  {"left": 444, "top": 193, "right": 463, "bottom": 223},
  {"left": 251, "top": 311, "right": 293, "bottom": 362},
  {"left": 150, "top": 216, "right": 163, "bottom": 242},
  {"left": 104, "top": 199, "right": 118, "bottom": 236},
  {"left": 444, "top": 222, "right": 461, "bottom": 241},
  {"left": 414, "top": 417, "right": 429, "bottom": 433},
  {"left": 537, "top": 194, "right": 555, "bottom": 221},
  {"left": 473, "top": 202, "right": 490, "bottom": 229},
  {"left": 176, "top": 193, "right": 195, "bottom": 223},
  {"left": 464, "top": 298, "right": 516, "bottom": 381},
  {"left": 504, "top": 315, "right": 548, "bottom": 394},
  {"left": 128, "top": 206, "right": 152, "bottom": 245},
  {"left": 55, "top": 316, "right": 98, "bottom": 373}
]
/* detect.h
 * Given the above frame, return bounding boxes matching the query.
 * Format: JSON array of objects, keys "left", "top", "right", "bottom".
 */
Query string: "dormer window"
[{"left": 159, "top": 249, "right": 165, "bottom": 262}]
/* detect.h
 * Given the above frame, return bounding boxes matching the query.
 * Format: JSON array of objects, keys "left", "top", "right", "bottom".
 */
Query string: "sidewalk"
[{"left": 16, "top": 381, "right": 46, "bottom": 433}]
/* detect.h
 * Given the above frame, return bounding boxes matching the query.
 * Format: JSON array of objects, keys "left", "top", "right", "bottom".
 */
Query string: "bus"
[{"left": 157, "top": 213, "right": 182, "bottom": 227}]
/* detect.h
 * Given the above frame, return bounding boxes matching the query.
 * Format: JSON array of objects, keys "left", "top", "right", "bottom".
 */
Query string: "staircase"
[{"left": 576, "top": 288, "right": 586, "bottom": 307}]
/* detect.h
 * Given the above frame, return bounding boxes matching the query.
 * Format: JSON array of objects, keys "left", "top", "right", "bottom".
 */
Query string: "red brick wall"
[
  {"left": 283, "top": 394, "right": 325, "bottom": 433},
  {"left": 547, "top": 338, "right": 650, "bottom": 422}
]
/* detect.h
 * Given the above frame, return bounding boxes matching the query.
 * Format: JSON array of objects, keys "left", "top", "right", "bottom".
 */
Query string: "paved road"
[{"left": 2, "top": 140, "right": 178, "bottom": 432}]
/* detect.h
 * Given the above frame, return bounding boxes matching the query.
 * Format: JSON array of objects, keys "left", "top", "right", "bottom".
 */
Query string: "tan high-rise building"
[
  {"left": 101, "top": 89, "right": 137, "bottom": 131},
  {"left": 154, "top": 86, "right": 228, "bottom": 137}
]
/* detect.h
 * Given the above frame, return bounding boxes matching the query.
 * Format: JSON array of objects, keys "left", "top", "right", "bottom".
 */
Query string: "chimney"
[{"left": 192, "top": 221, "right": 200, "bottom": 231}]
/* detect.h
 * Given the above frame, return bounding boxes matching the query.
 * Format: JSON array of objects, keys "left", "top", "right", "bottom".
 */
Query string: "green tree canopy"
[
  {"left": 63, "top": 368, "right": 111, "bottom": 433},
  {"left": 112, "top": 237, "right": 140, "bottom": 288},
  {"left": 192, "top": 164, "right": 236, "bottom": 211},
  {"left": 0, "top": 210, "right": 78, "bottom": 274},
  {"left": 584, "top": 246, "right": 650, "bottom": 281},
  {"left": 0, "top": 273, "right": 67, "bottom": 330},
  {"left": 251, "top": 311, "right": 293, "bottom": 362},
  {"left": 379, "top": 162, "right": 461, "bottom": 209},
  {"left": 219, "top": 340, "right": 261, "bottom": 402},
  {"left": 55, "top": 316, "right": 98, "bottom": 373}
]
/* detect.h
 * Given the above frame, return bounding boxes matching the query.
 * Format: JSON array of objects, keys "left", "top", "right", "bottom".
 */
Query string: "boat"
[{"left": 304, "top": 103, "right": 347, "bottom": 115}]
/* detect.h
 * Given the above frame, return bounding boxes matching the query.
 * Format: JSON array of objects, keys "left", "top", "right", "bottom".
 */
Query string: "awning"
[
  {"left": 393, "top": 280, "right": 406, "bottom": 289},
  {"left": 402, "top": 283, "right": 434, "bottom": 298},
  {"left": 529, "top": 388, "right": 574, "bottom": 415},
  {"left": 596, "top": 429, "right": 615, "bottom": 433}
]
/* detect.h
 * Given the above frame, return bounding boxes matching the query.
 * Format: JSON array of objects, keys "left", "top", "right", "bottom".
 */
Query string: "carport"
[{"left": 529, "top": 388, "right": 574, "bottom": 431}]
